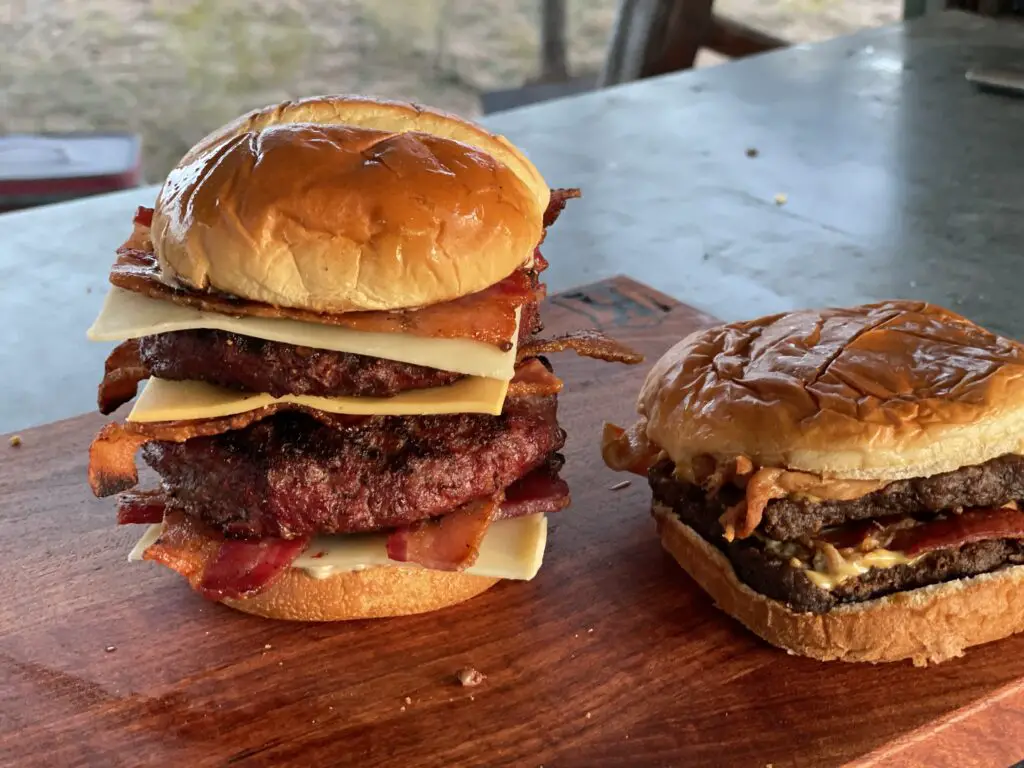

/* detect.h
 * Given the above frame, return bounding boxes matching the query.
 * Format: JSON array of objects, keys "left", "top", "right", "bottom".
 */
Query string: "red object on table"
[{"left": 0, "top": 133, "right": 142, "bottom": 213}]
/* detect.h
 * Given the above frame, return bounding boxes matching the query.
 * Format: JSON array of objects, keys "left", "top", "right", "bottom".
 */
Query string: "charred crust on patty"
[{"left": 144, "top": 394, "right": 566, "bottom": 539}]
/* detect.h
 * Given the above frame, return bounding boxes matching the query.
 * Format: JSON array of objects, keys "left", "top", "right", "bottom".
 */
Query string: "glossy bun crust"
[
  {"left": 151, "top": 96, "right": 549, "bottom": 313},
  {"left": 223, "top": 567, "right": 499, "bottom": 621},
  {"left": 640, "top": 301, "right": 1024, "bottom": 481}
]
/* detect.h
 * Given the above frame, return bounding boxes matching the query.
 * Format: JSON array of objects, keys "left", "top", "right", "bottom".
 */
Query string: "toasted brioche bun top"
[
  {"left": 640, "top": 301, "right": 1024, "bottom": 481},
  {"left": 151, "top": 96, "right": 549, "bottom": 313}
]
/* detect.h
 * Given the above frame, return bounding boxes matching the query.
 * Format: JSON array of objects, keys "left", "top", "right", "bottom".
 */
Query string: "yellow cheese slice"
[
  {"left": 128, "top": 513, "right": 548, "bottom": 581},
  {"left": 88, "top": 287, "right": 519, "bottom": 380},
  {"left": 127, "top": 375, "right": 510, "bottom": 422}
]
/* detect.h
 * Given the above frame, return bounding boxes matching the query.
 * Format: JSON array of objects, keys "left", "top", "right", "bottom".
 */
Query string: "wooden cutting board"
[{"left": 2, "top": 276, "right": 1023, "bottom": 768}]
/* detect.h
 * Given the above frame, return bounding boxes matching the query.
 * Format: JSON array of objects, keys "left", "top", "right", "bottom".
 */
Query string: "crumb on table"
[
  {"left": 9, "top": 435, "right": 22, "bottom": 448},
  {"left": 457, "top": 667, "right": 486, "bottom": 687}
]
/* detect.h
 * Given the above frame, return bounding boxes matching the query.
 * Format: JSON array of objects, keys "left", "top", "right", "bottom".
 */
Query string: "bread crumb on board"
[
  {"left": 457, "top": 667, "right": 486, "bottom": 687},
  {"left": 9, "top": 435, "right": 22, "bottom": 448}
]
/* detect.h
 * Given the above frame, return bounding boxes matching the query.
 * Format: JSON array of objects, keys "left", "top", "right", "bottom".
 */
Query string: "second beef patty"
[{"left": 144, "top": 393, "right": 566, "bottom": 539}]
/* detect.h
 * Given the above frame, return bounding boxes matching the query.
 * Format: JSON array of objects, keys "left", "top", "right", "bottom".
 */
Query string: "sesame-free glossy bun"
[
  {"left": 223, "top": 566, "right": 500, "bottom": 622},
  {"left": 151, "top": 96, "right": 548, "bottom": 313},
  {"left": 639, "top": 301, "right": 1024, "bottom": 481}
]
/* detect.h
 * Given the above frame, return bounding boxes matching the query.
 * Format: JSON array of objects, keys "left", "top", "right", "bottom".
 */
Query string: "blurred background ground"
[{"left": 0, "top": 0, "right": 900, "bottom": 182}]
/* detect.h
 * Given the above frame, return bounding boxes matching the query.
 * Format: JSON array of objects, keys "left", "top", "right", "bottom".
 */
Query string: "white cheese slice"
[
  {"left": 88, "top": 288, "right": 519, "bottom": 380},
  {"left": 129, "top": 513, "right": 548, "bottom": 581},
  {"left": 127, "top": 374, "right": 510, "bottom": 421}
]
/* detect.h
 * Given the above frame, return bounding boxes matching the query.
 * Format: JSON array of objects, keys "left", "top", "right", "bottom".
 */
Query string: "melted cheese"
[
  {"left": 801, "top": 548, "right": 918, "bottom": 590},
  {"left": 88, "top": 287, "right": 519, "bottom": 379},
  {"left": 127, "top": 375, "right": 510, "bottom": 421},
  {"left": 129, "top": 513, "right": 548, "bottom": 581}
]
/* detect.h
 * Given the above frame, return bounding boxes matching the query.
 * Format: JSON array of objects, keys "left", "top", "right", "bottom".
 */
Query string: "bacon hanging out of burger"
[
  {"left": 604, "top": 301, "right": 1024, "bottom": 665},
  {"left": 87, "top": 95, "right": 641, "bottom": 621}
]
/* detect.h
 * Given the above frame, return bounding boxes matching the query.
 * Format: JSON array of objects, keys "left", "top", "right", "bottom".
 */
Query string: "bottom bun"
[
  {"left": 654, "top": 503, "right": 1024, "bottom": 665},
  {"left": 140, "top": 512, "right": 500, "bottom": 621},
  {"left": 221, "top": 566, "right": 499, "bottom": 621}
]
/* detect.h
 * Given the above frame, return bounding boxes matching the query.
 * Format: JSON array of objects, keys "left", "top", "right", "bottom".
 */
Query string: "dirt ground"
[{"left": 0, "top": 0, "right": 900, "bottom": 181}]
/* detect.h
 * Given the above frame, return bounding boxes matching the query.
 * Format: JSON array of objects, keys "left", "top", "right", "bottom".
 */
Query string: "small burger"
[
  {"left": 87, "top": 95, "right": 640, "bottom": 620},
  {"left": 604, "top": 301, "right": 1024, "bottom": 665}
]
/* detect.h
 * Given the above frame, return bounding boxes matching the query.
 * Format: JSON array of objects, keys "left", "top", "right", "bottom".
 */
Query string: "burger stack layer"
[
  {"left": 87, "top": 96, "right": 641, "bottom": 621},
  {"left": 604, "top": 301, "right": 1024, "bottom": 665}
]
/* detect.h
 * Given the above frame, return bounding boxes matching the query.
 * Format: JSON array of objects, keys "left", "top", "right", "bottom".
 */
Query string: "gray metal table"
[{"left": 1, "top": 11, "right": 1022, "bottom": 433}]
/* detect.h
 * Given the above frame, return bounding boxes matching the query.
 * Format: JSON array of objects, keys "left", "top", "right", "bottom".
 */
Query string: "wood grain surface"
[{"left": 2, "top": 276, "right": 1023, "bottom": 768}]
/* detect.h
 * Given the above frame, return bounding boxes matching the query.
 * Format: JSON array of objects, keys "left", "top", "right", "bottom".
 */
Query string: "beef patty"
[
  {"left": 650, "top": 460, "right": 1024, "bottom": 614},
  {"left": 138, "top": 330, "right": 463, "bottom": 398},
  {"left": 144, "top": 394, "right": 565, "bottom": 539},
  {"left": 138, "top": 298, "right": 542, "bottom": 399},
  {"left": 761, "top": 454, "right": 1024, "bottom": 540}
]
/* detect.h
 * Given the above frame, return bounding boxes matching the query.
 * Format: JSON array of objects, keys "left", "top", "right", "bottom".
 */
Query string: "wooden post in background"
[
  {"left": 600, "top": 0, "right": 713, "bottom": 86},
  {"left": 539, "top": 0, "right": 569, "bottom": 82}
]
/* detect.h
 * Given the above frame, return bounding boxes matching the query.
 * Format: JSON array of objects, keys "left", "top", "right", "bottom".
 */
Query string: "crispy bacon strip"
[
  {"left": 123, "top": 207, "right": 154, "bottom": 251},
  {"left": 498, "top": 462, "right": 570, "bottom": 519},
  {"left": 110, "top": 249, "right": 541, "bottom": 349},
  {"left": 98, "top": 340, "right": 151, "bottom": 414},
  {"left": 386, "top": 494, "right": 502, "bottom": 571},
  {"left": 507, "top": 358, "right": 563, "bottom": 398},
  {"left": 692, "top": 454, "right": 755, "bottom": 498},
  {"left": 134, "top": 206, "right": 154, "bottom": 228},
  {"left": 719, "top": 469, "right": 791, "bottom": 542},
  {"left": 533, "top": 250, "right": 549, "bottom": 273},
  {"left": 142, "top": 512, "right": 307, "bottom": 600},
  {"left": 116, "top": 489, "right": 167, "bottom": 525},
  {"left": 517, "top": 329, "right": 643, "bottom": 365},
  {"left": 601, "top": 422, "right": 662, "bottom": 477},
  {"left": 889, "top": 507, "right": 1024, "bottom": 557},
  {"left": 88, "top": 424, "right": 149, "bottom": 498},
  {"left": 199, "top": 536, "right": 310, "bottom": 600},
  {"left": 544, "top": 188, "right": 581, "bottom": 229}
]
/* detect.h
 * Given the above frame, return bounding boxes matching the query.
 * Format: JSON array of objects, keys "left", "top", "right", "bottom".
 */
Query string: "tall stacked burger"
[
  {"left": 605, "top": 301, "right": 1024, "bottom": 664},
  {"left": 87, "top": 96, "right": 640, "bottom": 620}
]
